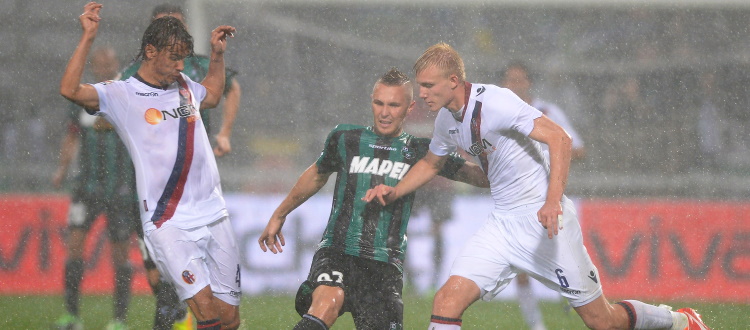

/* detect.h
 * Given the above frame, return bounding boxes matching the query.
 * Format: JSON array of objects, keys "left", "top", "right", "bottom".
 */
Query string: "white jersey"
[
  {"left": 531, "top": 99, "right": 584, "bottom": 151},
  {"left": 92, "top": 73, "right": 227, "bottom": 233},
  {"left": 429, "top": 83, "right": 550, "bottom": 211}
]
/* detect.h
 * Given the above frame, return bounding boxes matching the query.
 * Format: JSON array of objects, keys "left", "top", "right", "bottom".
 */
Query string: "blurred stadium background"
[{"left": 1, "top": 0, "right": 749, "bottom": 328}]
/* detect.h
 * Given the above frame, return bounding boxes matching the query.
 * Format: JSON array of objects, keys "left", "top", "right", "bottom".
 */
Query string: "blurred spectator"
[
  {"left": 600, "top": 75, "right": 656, "bottom": 171},
  {"left": 52, "top": 46, "right": 135, "bottom": 330},
  {"left": 695, "top": 71, "right": 726, "bottom": 170}
]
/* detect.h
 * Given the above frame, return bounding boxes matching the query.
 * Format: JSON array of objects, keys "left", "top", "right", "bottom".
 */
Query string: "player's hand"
[
  {"left": 258, "top": 216, "right": 286, "bottom": 254},
  {"left": 79, "top": 2, "right": 103, "bottom": 37},
  {"left": 537, "top": 201, "right": 563, "bottom": 239},
  {"left": 362, "top": 184, "right": 397, "bottom": 206},
  {"left": 209, "top": 25, "right": 236, "bottom": 55},
  {"left": 213, "top": 133, "right": 231, "bottom": 157}
]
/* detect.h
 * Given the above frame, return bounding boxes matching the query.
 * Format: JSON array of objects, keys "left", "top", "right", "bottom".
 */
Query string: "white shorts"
[
  {"left": 145, "top": 216, "right": 242, "bottom": 305},
  {"left": 450, "top": 198, "right": 602, "bottom": 307}
]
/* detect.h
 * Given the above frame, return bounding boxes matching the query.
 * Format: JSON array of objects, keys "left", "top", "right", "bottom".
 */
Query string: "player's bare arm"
[
  {"left": 200, "top": 25, "right": 235, "bottom": 109},
  {"left": 528, "top": 115, "right": 572, "bottom": 239},
  {"left": 453, "top": 161, "right": 490, "bottom": 188},
  {"left": 60, "top": 2, "right": 103, "bottom": 110},
  {"left": 258, "top": 164, "right": 331, "bottom": 254},
  {"left": 213, "top": 78, "right": 241, "bottom": 157},
  {"left": 363, "top": 151, "right": 446, "bottom": 206}
]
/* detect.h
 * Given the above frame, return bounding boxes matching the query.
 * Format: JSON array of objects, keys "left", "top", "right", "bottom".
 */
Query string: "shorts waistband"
[{"left": 492, "top": 197, "right": 571, "bottom": 216}]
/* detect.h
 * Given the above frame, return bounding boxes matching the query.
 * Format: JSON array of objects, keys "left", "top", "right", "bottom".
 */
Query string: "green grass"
[{"left": 2, "top": 294, "right": 747, "bottom": 329}]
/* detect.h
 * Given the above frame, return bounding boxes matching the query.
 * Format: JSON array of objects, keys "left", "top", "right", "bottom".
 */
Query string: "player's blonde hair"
[{"left": 413, "top": 42, "right": 466, "bottom": 82}]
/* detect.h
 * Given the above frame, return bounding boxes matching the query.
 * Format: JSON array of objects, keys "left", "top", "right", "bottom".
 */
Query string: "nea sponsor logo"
[{"left": 144, "top": 104, "right": 198, "bottom": 125}]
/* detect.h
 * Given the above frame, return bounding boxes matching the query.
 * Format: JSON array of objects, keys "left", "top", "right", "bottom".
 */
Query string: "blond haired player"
[{"left": 364, "top": 43, "right": 709, "bottom": 330}]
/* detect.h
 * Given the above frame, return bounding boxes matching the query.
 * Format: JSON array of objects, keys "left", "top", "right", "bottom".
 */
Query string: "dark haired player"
[{"left": 60, "top": 3, "right": 239, "bottom": 329}]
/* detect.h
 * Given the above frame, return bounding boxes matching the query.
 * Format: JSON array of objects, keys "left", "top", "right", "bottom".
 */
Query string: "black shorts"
[
  {"left": 67, "top": 195, "right": 138, "bottom": 243},
  {"left": 296, "top": 248, "right": 404, "bottom": 329}
]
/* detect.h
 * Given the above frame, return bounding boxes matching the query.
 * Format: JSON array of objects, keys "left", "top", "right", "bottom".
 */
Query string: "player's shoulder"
[{"left": 330, "top": 124, "right": 366, "bottom": 134}]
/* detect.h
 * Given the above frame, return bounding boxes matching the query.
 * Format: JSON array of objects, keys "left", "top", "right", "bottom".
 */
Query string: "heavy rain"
[{"left": 1, "top": 0, "right": 748, "bottom": 329}]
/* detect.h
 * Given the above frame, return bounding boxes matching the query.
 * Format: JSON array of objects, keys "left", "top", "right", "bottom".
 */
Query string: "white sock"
[
  {"left": 619, "top": 300, "right": 673, "bottom": 329},
  {"left": 518, "top": 283, "right": 546, "bottom": 330},
  {"left": 669, "top": 311, "right": 688, "bottom": 330}
]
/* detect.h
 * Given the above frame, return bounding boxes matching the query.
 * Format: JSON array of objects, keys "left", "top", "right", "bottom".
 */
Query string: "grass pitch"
[{"left": 2, "top": 294, "right": 747, "bottom": 329}]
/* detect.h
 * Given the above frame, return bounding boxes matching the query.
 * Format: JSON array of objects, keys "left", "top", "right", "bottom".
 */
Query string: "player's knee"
[{"left": 309, "top": 286, "right": 345, "bottom": 322}]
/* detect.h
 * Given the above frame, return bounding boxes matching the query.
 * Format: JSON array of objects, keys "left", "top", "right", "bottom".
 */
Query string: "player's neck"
[
  {"left": 446, "top": 87, "right": 466, "bottom": 113},
  {"left": 136, "top": 64, "right": 170, "bottom": 89}
]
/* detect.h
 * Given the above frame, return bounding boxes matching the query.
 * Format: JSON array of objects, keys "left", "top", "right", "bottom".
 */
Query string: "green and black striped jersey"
[
  {"left": 315, "top": 124, "right": 465, "bottom": 271},
  {"left": 67, "top": 103, "right": 136, "bottom": 202}
]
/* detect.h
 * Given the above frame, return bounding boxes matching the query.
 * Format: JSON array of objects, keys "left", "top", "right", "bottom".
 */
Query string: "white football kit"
[
  {"left": 429, "top": 82, "right": 601, "bottom": 307},
  {"left": 92, "top": 74, "right": 240, "bottom": 304}
]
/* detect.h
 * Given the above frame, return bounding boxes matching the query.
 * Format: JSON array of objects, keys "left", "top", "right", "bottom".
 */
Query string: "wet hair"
[
  {"left": 499, "top": 60, "right": 534, "bottom": 83},
  {"left": 413, "top": 42, "right": 465, "bottom": 82},
  {"left": 136, "top": 16, "right": 194, "bottom": 62},
  {"left": 151, "top": 4, "right": 184, "bottom": 21},
  {"left": 376, "top": 68, "right": 414, "bottom": 101},
  {"left": 377, "top": 67, "right": 410, "bottom": 87}
]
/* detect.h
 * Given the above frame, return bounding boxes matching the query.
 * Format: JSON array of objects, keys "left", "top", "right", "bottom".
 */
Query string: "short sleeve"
[
  {"left": 315, "top": 127, "right": 343, "bottom": 174},
  {"left": 92, "top": 80, "right": 128, "bottom": 126},
  {"left": 428, "top": 110, "right": 458, "bottom": 157},
  {"left": 484, "top": 87, "right": 542, "bottom": 137}
]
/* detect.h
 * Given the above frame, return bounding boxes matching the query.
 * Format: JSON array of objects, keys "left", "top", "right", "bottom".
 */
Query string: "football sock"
[
  {"left": 517, "top": 283, "right": 545, "bottom": 330},
  {"left": 616, "top": 300, "right": 673, "bottom": 329},
  {"left": 429, "top": 315, "right": 462, "bottom": 329},
  {"left": 152, "top": 278, "right": 184, "bottom": 330},
  {"left": 197, "top": 318, "right": 221, "bottom": 330},
  {"left": 293, "top": 314, "right": 329, "bottom": 330},
  {"left": 114, "top": 263, "right": 132, "bottom": 321},
  {"left": 64, "top": 258, "right": 84, "bottom": 316}
]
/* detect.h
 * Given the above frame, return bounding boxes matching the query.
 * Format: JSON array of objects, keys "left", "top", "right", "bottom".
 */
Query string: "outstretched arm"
[
  {"left": 200, "top": 25, "right": 235, "bottom": 109},
  {"left": 528, "top": 115, "right": 572, "bottom": 239},
  {"left": 213, "top": 78, "right": 240, "bottom": 157},
  {"left": 363, "top": 151, "right": 446, "bottom": 205},
  {"left": 60, "top": 2, "right": 103, "bottom": 110},
  {"left": 258, "top": 164, "right": 331, "bottom": 254}
]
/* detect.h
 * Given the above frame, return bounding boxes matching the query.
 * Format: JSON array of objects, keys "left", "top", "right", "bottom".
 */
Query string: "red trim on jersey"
[{"left": 455, "top": 81, "right": 472, "bottom": 122}]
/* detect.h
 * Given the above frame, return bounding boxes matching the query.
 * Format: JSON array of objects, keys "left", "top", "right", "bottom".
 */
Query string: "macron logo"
[
  {"left": 350, "top": 156, "right": 410, "bottom": 179},
  {"left": 136, "top": 91, "right": 159, "bottom": 97}
]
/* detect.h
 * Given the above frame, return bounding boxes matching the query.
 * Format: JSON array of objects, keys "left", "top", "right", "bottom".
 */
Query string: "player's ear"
[
  {"left": 144, "top": 44, "right": 157, "bottom": 60},
  {"left": 407, "top": 100, "right": 415, "bottom": 114},
  {"left": 449, "top": 74, "right": 460, "bottom": 89}
]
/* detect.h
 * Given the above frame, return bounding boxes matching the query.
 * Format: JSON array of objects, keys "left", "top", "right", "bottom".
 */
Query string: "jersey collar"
[{"left": 451, "top": 81, "right": 472, "bottom": 122}]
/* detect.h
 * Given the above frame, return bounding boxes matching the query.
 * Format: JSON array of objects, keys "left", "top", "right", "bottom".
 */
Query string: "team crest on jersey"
[
  {"left": 182, "top": 270, "right": 196, "bottom": 284},
  {"left": 401, "top": 146, "right": 415, "bottom": 160}
]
